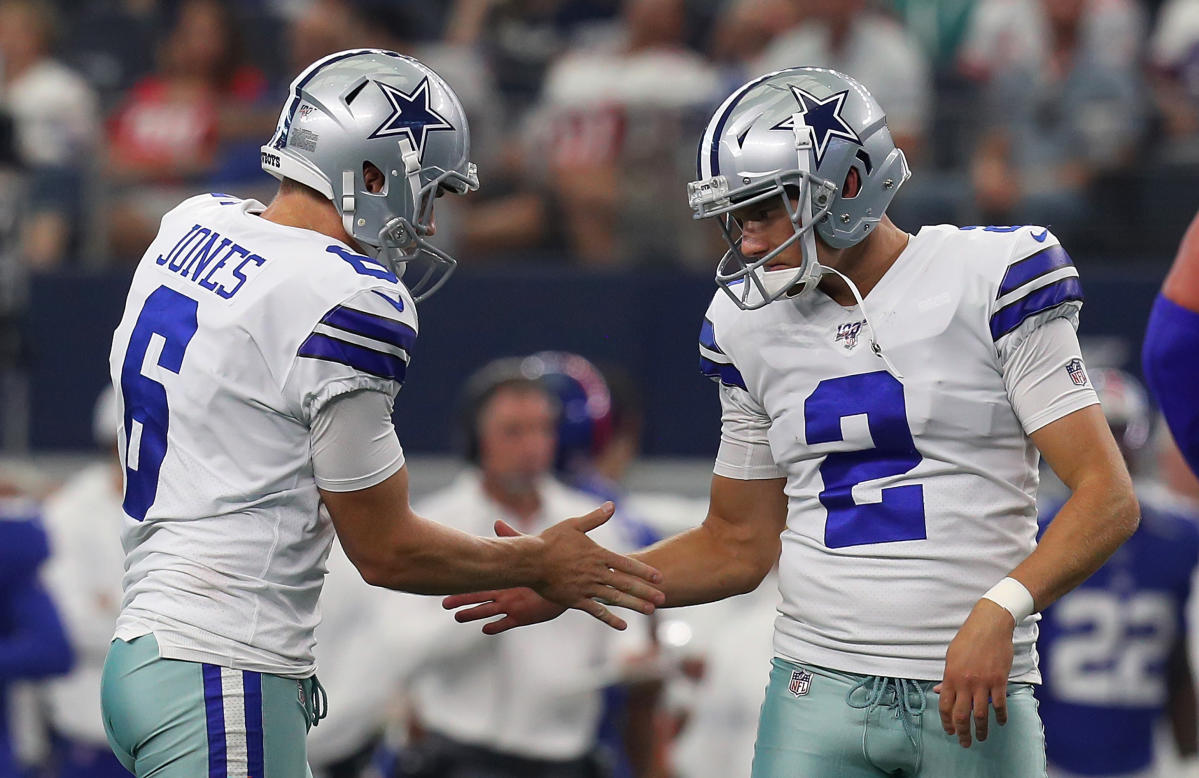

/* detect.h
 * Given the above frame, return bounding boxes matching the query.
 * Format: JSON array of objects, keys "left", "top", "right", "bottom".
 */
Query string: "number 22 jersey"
[
  {"left": 108, "top": 193, "right": 417, "bottom": 677},
  {"left": 700, "top": 225, "right": 1098, "bottom": 682}
]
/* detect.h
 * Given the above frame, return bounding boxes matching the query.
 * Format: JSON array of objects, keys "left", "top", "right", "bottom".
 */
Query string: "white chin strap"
[
  {"left": 339, "top": 136, "right": 425, "bottom": 252},
  {"left": 820, "top": 263, "right": 904, "bottom": 380}
]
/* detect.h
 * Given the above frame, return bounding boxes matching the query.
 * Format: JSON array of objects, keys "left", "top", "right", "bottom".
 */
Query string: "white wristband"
[{"left": 981, "top": 577, "right": 1035, "bottom": 623}]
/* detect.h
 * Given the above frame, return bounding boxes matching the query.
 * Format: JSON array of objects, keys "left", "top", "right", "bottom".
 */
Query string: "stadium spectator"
[
  {"left": 37, "top": 387, "right": 127, "bottom": 777},
  {"left": 1035, "top": 369, "right": 1199, "bottom": 778},
  {"left": 444, "top": 0, "right": 622, "bottom": 113},
  {"left": 965, "top": 0, "right": 1146, "bottom": 250},
  {"left": 891, "top": 0, "right": 980, "bottom": 74},
  {"left": 528, "top": 0, "right": 721, "bottom": 266},
  {"left": 0, "top": 497, "right": 73, "bottom": 778},
  {"left": 0, "top": 0, "right": 99, "bottom": 269},
  {"left": 104, "top": 0, "right": 272, "bottom": 259},
  {"left": 706, "top": 0, "right": 801, "bottom": 91},
  {"left": 754, "top": 0, "right": 933, "bottom": 162},
  {"left": 397, "top": 360, "right": 653, "bottom": 777},
  {"left": 1148, "top": 0, "right": 1199, "bottom": 177}
]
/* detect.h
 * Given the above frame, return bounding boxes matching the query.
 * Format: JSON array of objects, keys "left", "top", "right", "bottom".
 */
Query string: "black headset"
[{"left": 454, "top": 357, "right": 542, "bottom": 464}]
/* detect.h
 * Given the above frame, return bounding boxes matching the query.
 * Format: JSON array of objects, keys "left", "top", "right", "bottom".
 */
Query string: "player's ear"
[
  {"left": 363, "top": 163, "right": 385, "bottom": 194},
  {"left": 842, "top": 167, "right": 862, "bottom": 199}
]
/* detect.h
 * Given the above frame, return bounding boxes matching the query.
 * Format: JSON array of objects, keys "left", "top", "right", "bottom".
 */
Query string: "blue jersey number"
[
  {"left": 119, "top": 286, "right": 199, "bottom": 520},
  {"left": 326, "top": 245, "right": 398, "bottom": 282},
  {"left": 804, "top": 371, "right": 925, "bottom": 548}
]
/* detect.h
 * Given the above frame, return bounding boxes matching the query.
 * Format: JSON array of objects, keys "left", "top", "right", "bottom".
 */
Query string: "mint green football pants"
[
  {"left": 752, "top": 657, "right": 1047, "bottom": 777},
  {"left": 101, "top": 635, "right": 321, "bottom": 778}
]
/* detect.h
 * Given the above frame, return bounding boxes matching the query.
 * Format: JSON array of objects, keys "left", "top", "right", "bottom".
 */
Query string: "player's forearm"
[
  {"left": 1007, "top": 475, "right": 1138, "bottom": 612},
  {"left": 634, "top": 522, "right": 775, "bottom": 607},
  {"left": 358, "top": 514, "right": 545, "bottom": 595}
]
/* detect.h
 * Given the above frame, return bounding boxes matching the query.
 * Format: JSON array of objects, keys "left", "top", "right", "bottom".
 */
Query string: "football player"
[
  {"left": 99, "top": 50, "right": 663, "bottom": 778},
  {"left": 1036, "top": 369, "right": 1199, "bottom": 778},
  {"left": 445, "top": 67, "right": 1139, "bottom": 776},
  {"left": 1143, "top": 208, "right": 1199, "bottom": 478}
]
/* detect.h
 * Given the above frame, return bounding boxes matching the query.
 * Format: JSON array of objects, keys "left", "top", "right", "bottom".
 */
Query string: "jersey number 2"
[
  {"left": 805, "top": 371, "right": 925, "bottom": 548},
  {"left": 119, "top": 286, "right": 199, "bottom": 520}
]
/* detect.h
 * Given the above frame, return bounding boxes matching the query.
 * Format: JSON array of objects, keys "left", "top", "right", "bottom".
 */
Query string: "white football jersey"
[
  {"left": 700, "top": 225, "right": 1097, "bottom": 682},
  {"left": 108, "top": 193, "right": 418, "bottom": 677}
]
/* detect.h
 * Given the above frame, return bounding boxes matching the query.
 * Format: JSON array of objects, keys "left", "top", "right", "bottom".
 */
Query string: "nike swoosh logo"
[
  {"left": 371, "top": 289, "right": 405, "bottom": 313},
  {"left": 1031, "top": 228, "right": 1049, "bottom": 242}
]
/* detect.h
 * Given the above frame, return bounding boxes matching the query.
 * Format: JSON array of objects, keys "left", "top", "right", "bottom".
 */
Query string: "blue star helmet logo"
[
  {"left": 367, "top": 77, "right": 454, "bottom": 156},
  {"left": 770, "top": 86, "right": 862, "bottom": 167}
]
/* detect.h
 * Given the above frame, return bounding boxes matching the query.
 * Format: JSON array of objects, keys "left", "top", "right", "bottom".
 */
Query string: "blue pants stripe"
[
  {"left": 201, "top": 664, "right": 227, "bottom": 778},
  {"left": 244, "top": 671, "right": 265, "bottom": 777}
]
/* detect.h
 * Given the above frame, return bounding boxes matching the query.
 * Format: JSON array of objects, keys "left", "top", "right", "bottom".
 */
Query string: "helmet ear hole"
[
  {"left": 363, "top": 162, "right": 385, "bottom": 194},
  {"left": 842, "top": 166, "right": 863, "bottom": 199}
]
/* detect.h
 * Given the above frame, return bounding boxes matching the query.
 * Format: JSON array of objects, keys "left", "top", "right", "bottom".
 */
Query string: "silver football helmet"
[
  {"left": 688, "top": 67, "right": 909, "bottom": 309},
  {"left": 261, "top": 49, "right": 479, "bottom": 301}
]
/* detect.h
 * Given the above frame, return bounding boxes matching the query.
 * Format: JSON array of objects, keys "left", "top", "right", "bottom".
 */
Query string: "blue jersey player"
[
  {"left": 1144, "top": 209, "right": 1199, "bottom": 479},
  {"left": 1037, "top": 368, "right": 1199, "bottom": 778},
  {"left": 0, "top": 499, "right": 73, "bottom": 778}
]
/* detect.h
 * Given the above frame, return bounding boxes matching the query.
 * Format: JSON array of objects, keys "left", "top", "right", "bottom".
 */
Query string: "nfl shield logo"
[
  {"left": 1066, "top": 358, "right": 1088, "bottom": 386},
  {"left": 788, "top": 668, "right": 812, "bottom": 697}
]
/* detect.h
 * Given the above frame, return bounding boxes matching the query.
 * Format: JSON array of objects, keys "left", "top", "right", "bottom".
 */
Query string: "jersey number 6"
[
  {"left": 805, "top": 371, "right": 925, "bottom": 548},
  {"left": 119, "top": 286, "right": 199, "bottom": 521}
]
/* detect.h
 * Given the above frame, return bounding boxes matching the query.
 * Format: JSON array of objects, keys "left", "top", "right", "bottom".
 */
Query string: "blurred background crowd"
[
  {"left": 1, "top": 0, "right": 1198, "bottom": 776},
  {"left": 0, "top": 0, "right": 1198, "bottom": 275}
]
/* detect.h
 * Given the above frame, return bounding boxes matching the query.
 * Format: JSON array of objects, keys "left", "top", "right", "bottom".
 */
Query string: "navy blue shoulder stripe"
[
  {"left": 320, "top": 305, "right": 416, "bottom": 353},
  {"left": 990, "top": 276, "right": 1084, "bottom": 341},
  {"left": 699, "top": 318, "right": 725, "bottom": 355},
  {"left": 700, "top": 356, "right": 747, "bottom": 389},
  {"left": 299, "top": 333, "right": 408, "bottom": 382},
  {"left": 997, "top": 245, "right": 1074, "bottom": 298}
]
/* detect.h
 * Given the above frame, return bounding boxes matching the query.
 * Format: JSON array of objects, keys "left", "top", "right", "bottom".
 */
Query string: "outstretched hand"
[
  {"left": 443, "top": 586, "right": 564, "bottom": 634},
  {"left": 443, "top": 503, "right": 664, "bottom": 632}
]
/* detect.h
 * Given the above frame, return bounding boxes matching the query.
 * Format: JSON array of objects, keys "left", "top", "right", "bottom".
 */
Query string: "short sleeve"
[
  {"left": 284, "top": 286, "right": 418, "bottom": 426},
  {"left": 699, "top": 317, "right": 747, "bottom": 390},
  {"left": 714, "top": 384, "right": 784, "bottom": 480},
  {"left": 989, "top": 231, "right": 1084, "bottom": 366},
  {"left": 698, "top": 309, "right": 781, "bottom": 480},
  {"left": 1002, "top": 317, "right": 1099, "bottom": 434},
  {"left": 310, "top": 389, "right": 405, "bottom": 493}
]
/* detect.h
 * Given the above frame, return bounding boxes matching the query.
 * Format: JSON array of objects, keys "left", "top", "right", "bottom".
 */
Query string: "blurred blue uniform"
[
  {"left": 0, "top": 502, "right": 73, "bottom": 777},
  {"left": 1036, "top": 502, "right": 1199, "bottom": 775},
  {"left": 1144, "top": 295, "right": 1199, "bottom": 477}
]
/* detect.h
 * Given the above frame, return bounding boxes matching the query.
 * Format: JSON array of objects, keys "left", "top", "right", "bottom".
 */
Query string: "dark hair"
[{"left": 455, "top": 359, "right": 550, "bottom": 464}]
